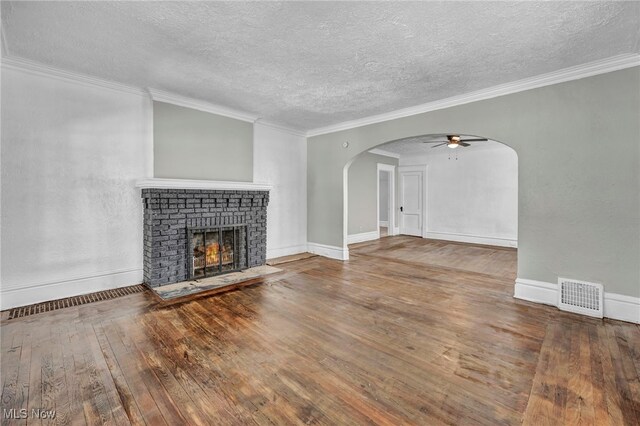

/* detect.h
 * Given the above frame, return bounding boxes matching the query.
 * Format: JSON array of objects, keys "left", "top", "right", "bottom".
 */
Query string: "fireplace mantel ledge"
[{"left": 135, "top": 178, "right": 271, "bottom": 191}]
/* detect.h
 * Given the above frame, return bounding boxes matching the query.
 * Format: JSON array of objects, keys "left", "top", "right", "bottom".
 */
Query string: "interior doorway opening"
[
  {"left": 344, "top": 152, "right": 397, "bottom": 246},
  {"left": 344, "top": 133, "right": 518, "bottom": 260},
  {"left": 378, "top": 169, "right": 390, "bottom": 237},
  {"left": 377, "top": 163, "right": 395, "bottom": 239}
]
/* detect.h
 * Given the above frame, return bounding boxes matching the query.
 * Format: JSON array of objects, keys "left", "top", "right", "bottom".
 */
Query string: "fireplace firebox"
[{"left": 188, "top": 225, "right": 247, "bottom": 279}]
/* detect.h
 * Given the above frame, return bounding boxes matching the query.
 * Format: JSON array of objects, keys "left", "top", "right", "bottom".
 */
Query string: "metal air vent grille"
[
  {"left": 5, "top": 285, "right": 146, "bottom": 320},
  {"left": 558, "top": 278, "right": 603, "bottom": 318}
]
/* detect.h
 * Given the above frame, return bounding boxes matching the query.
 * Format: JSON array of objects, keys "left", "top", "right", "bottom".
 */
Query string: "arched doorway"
[{"left": 343, "top": 134, "right": 518, "bottom": 265}]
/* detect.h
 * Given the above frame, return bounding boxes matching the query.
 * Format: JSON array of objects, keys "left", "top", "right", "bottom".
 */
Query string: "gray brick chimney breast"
[{"left": 141, "top": 188, "right": 268, "bottom": 287}]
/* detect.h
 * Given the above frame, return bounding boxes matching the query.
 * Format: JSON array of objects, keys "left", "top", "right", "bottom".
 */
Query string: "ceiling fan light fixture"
[{"left": 447, "top": 135, "right": 460, "bottom": 148}]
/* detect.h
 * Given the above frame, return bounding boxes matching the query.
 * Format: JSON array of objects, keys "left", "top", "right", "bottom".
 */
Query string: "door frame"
[
  {"left": 398, "top": 165, "right": 428, "bottom": 238},
  {"left": 377, "top": 163, "right": 396, "bottom": 237}
]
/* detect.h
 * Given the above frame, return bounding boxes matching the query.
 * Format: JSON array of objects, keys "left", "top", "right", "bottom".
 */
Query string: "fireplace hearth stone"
[{"left": 151, "top": 265, "right": 282, "bottom": 301}]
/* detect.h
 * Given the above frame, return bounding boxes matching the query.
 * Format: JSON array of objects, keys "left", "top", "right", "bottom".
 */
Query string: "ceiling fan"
[{"left": 424, "top": 135, "right": 488, "bottom": 149}]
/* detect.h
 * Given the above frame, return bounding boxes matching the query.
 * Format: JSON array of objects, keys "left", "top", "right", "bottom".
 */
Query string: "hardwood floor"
[{"left": 1, "top": 236, "right": 638, "bottom": 425}]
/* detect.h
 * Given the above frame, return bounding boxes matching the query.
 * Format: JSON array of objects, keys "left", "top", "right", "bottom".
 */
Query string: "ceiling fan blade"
[
  {"left": 422, "top": 140, "right": 448, "bottom": 144},
  {"left": 459, "top": 138, "right": 488, "bottom": 142},
  {"left": 431, "top": 142, "right": 448, "bottom": 148},
  {"left": 459, "top": 142, "right": 471, "bottom": 147}
]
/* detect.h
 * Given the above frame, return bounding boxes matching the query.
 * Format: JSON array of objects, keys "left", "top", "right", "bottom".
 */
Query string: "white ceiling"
[
  {"left": 2, "top": 1, "right": 639, "bottom": 131},
  {"left": 378, "top": 135, "right": 506, "bottom": 156}
]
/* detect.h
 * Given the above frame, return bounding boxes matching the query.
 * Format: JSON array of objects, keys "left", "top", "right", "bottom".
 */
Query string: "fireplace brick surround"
[{"left": 141, "top": 188, "right": 269, "bottom": 287}]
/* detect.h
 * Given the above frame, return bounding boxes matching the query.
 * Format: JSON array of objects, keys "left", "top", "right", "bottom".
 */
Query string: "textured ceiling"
[
  {"left": 2, "top": 1, "right": 639, "bottom": 131},
  {"left": 379, "top": 135, "right": 506, "bottom": 156}
]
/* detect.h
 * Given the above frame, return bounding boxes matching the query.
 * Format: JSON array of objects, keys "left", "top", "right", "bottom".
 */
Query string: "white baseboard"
[
  {"left": 514, "top": 278, "right": 558, "bottom": 306},
  {"left": 514, "top": 278, "right": 639, "bottom": 324},
  {"left": 394, "top": 227, "right": 400, "bottom": 236},
  {"left": 604, "top": 293, "right": 640, "bottom": 324},
  {"left": 402, "top": 227, "right": 423, "bottom": 237},
  {"left": 266, "top": 244, "right": 308, "bottom": 260},
  {"left": 307, "top": 242, "right": 349, "bottom": 261},
  {"left": 426, "top": 231, "right": 517, "bottom": 248},
  {"left": 379, "top": 221, "right": 389, "bottom": 227},
  {"left": 347, "top": 230, "right": 379, "bottom": 244},
  {"left": 1, "top": 268, "right": 143, "bottom": 310}
]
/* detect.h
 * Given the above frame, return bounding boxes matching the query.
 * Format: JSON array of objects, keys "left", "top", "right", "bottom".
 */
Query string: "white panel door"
[{"left": 400, "top": 171, "right": 423, "bottom": 237}]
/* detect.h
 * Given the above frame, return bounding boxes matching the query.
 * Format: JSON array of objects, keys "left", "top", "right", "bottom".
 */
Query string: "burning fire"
[
  {"left": 194, "top": 242, "right": 233, "bottom": 269},
  {"left": 206, "top": 242, "right": 220, "bottom": 265}
]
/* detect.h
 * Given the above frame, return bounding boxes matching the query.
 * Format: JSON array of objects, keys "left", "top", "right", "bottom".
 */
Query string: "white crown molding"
[
  {"left": 307, "top": 53, "right": 640, "bottom": 137},
  {"left": 1, "top": 55, "right": 297, "bottom": 130},
  {"left": 148, "top": 88, "right": 259, "bottom": 123},
  {"left": 368, "top": 148, "right": 401, "bottom": 159},
  {"left": 254, "top": 119, "right": 307, "bottom": 138},
  {"left": 1, "top": 54, "right": 147, "bottom": 96},
  {"left": 136, "top": 178, "right": 271, "bottom": 191},
  {"left": 1, "top": 55, "right": 298, "bottom": 130}
]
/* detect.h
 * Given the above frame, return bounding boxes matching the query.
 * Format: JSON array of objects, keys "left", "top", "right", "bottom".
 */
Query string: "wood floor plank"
[
  {"left": 60, "top": 321, "right": 92, "bottom": 426},
  {"left": 72, "top": 320, "right": 116, "bottom": 426},
  {"left": 26, "top": 324, "right": 47, "bottom": 426},
  {"left": 100, "top": 320, "right": 168, "bottom": 426},
  {"left": 1, "top": 324, "right": 24, "bottom": 420},
  {"left": 587, "top": 324, "right": 610, "bottom": 426},
  {"left": 603, "top": 325, "right": 640, "bottom": 424},
  {"left": 612, "top": 324, "right": 640, "bottom": 418},
  {"left": 11, "top": 325, "right": 32, "bottom": 426},
  {"left": 92, "top": 322, "right": 145, "bottom": 426},
  {"left": 596, "top": 325, "right": 627, "bottom": 425},
  {"left": 40, "top": 324, "right": 70, "bottom": 426}
]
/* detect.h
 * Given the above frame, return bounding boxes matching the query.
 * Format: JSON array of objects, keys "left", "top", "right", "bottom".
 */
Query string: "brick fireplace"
[{"left": 138, "top": 180, "right": 269, "bottom": 287}]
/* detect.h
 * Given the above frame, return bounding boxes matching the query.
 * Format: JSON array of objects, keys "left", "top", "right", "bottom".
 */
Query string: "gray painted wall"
[
  {"left": 307, "top": 67, "right": 640, "bottom": 298},
  {"left": 153, "top": 101, "right": 253, "bottom": 181},
  {"left": 348, "top": 152, "right": 398, "bottom": 235}
]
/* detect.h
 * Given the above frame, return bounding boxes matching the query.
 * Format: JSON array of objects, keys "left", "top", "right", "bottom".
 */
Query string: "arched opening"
[{"left": 344, "top": 134, "right": 518, "bottom": 274}]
